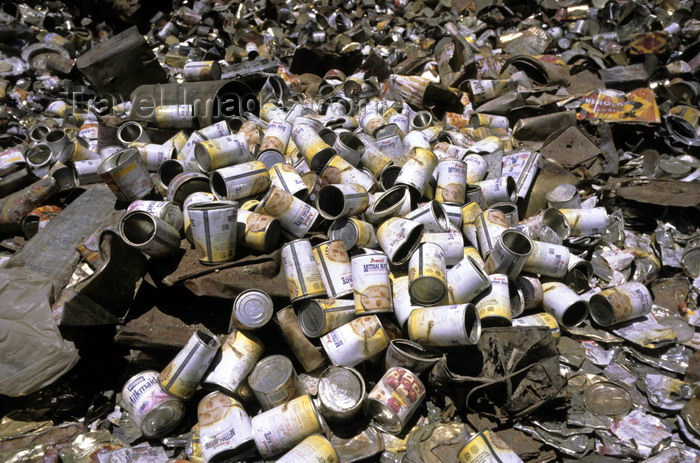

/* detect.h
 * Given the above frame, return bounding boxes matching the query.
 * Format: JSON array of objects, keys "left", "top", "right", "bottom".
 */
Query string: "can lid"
[
  {"left": 232, "top": 290, "right": 274, "bottom": 329},
  {"left": 142, "top": 399, "right": 185, "bottom": 437},
  {"left": 318, "top": 366, "right": 365, "bottom": 414},
  {"left": 583, "top": 381, "right": 632, "bottom": 416},
  {"left": 248, "top": 355, "right": 294, "bottom": 393},
  {"left": 298, "top": 301, "right": 326, "bottom": 337}
]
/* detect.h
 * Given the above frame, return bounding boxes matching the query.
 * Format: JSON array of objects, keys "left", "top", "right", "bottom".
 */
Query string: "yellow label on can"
[
  {"left": 458, "top": 430, "right": 521, "bottom": 463},
  {"left": 240, "top": 210, "right": 273, "bottom": 252}
]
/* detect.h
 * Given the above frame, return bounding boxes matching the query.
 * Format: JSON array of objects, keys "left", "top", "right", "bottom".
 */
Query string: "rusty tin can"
[
  {"left": 249, "top": 355, "right": 303, "bottom": 411},
  {"left": 364, "top": 367, "right": 426, "bottom": 434},
  {"left": 197, "top": 392, "right": 254, "bottom": 462},
  {"left": 317, "top": 366, "right": 366, "bottom": 421}
]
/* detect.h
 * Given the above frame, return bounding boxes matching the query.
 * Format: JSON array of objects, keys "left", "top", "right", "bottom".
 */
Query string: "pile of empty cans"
[{"left": 1, "top": 0, "right": 700, "bottom": 461}]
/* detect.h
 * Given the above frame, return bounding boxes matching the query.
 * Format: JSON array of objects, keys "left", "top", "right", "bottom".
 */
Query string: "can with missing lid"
[
  {"left": 474, "top": 274, "right": 512, "bottom": 327},
  {"left": 475, "top": 209, "right": 508, "bottom": 258},
  {"left": 408, "top": 242, "right": 447, "bottom": 306},
  {"left": 447, "top": 256, "right": 491, "bottom": 304},
  {"left": 317, "top": 366, "right": 366, "bottom": 421},
  {"left": 291, "top": 123, "right": 336, "bottom": 173},
  {"left": 195, "top": 134, "right": 251, "bottom": 172},
  {"left": 188, "top": 201, "right": 239, "bottom": 265},
  {"left": 435, "top": 159, "right": 467, "bottom": 204},
  {"left": 251, "top": 394, "right": 325, "bottom": 458},
  {"left": 364, "top": 367, "right": 426, "bottom": 435},
  {"left": 351, "top": 253, "right": 392, "bottom": 314},
  {"left": 298, "top": 298, "right": 356, "bottom": 338},
  {"left": 209, "top": 161, "right": 270, "bottom": 201},
  {"left": 484, "top": 229, "right": 533, "bottom": 279},
  {"left": 197, "top": 392, "right": 255, "bottom": 462},
  {"left": 255, "top": 186, "right": 319, "bottom": 238},
  {"left": 461, "top": 202, "right": 483, "bottom": 248},
  {"left": 277, "top": 434, "right": 339, "bottom": 463},
  {"left": 541, "top": 282, "right": 589, "bottom": 329},
  {"left": 236, "top": 209, "right": 281, "bottom": 253},
  {"left": 183, "top": 60, "right": 221, "bottom": 82},
  {"left": 385, "top": 339, "right": 442, "bottom": 374},
  {"left": 377, "top": 217, "right": 424, "bottom": 266},
  {"left": 159, "top": 331, "right": 221, "bottom": 400},
  {"left": 281, "top": 239, "right": 326, "bottom": 302},
  {"left": 121, "top": 371, "right": 185, "bottom": 438},
  {"left": 97, "top": 148, "right": 153, "bottom": 202},
  {"left": 420, "top": 228, "right": 464, "bottom": 266},
  {"left": 126, "top": 200, "right": 183, "bottom": 232},
  {"left": 231, "top": 290, "right": 274, "bottom": 330},
  {"left": 403, "top": 200, "right": 450, "bottom": 232},
  {"left": 313, "top": 240, "right": 354, "bottom": 299},
  {"left": 395, "top": 148, "right": 438, "bottom": 201},
  {"left": 328, "top": 217, "right": 378, "bottom": 251},
  {"left": 316, "top": 183, "right": 369, "bottom": 220},
  {"left": 183, "top": 192, "right": 217, "bottom": 242},
  {"left": 268, "top": 162, "right": 309, "bottom": 199},
  {"left": 248, "top": 355, "right": 303, "bottom": 411},
  {"left": 203, "top": 329, "right": 264, "bottom": 395},
  {"left": 320, "top": 315, "right": 390, "bottom": 367},
  {"left": 407, "top": 303, "right": 481, "bottom": 347},
  {"left": 589, "top": 282, "right": 652, "bottom": 327},
  {"left": 559, "top": 207, "right": 608, "bottom": 236}
]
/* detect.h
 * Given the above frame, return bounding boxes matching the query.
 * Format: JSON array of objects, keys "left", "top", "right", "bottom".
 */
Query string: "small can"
[
  {"left": 120, "top": 211, "right": 181, "bottom": 258},
  {"left": 477, "top": 176, "right": 517, "bottom": 207},
  {"left": 385, "top": 339, "right": 442, "bottom": 374},
  {"left": 251, "top": 395, "right": 324, "bottom": 458},
  {"left": 408, "top": 303, "right": 481, "bottom": 346},
  {"left": 377, "top": 217, "right": 424, "bottom": 266},
  {"left": 231, "top": 290, "right": 274, "bottom": 330},
  {"left": 195, "top": 134, "right": 251, "bottom": 172},
  {"left": 546, "top": 183, "right": 581, "bottom": 208},
  {"left": 255, "top": 186, "right": 319, "bottom": 238},
  {"left": 197, "top": 392, "right": 254, "bottom": 463},
  {"left": 316, "top": 183, "right": 369, "bottom": 220},
  {"left": 461, "top": 201, "right": 483, "bottom": 248},
  {"left": 395, "top": 148, "right": 438, "bottom": 201},
  {"left": 589, "top": 282, "right": 652, "bottom": 327},
  {"left": 183, "top": 60, "right": 222, "bottom": 81},
  {"left": 313, "top": 240, "right": 354, "bottom": 298},
  {"left": 435, "top": 159, "right": 467, "bottom": 204},
  {"left": 291, "top": 123, "right": 336, "bottom": 173},
  {"left": 249, "top": 355, "right": 303, "bottom": 411},
  {"left": 317, "top": 366, "right": 366, "bottom": 421},
  {"left": 328, "top": 217, "right": 378, "bottom": 251},
  {"left": 117, "top": 121, "right": 151, "bottom": 146},
  {"left": 269, "top": 163, "right": 309, "bottom": 199},
  {"left": 390, "top": 274, "right": 415, "bottom": 328},
  {"left": 420, "top": 229, "right": 464, "bottom": 266},
  {"left": 447, "top": 256, "right": 492, "bottom": 304},
  {"left": 522, "top": 240, "right": 570, "bottom": 278},
  {"left": 458, "top": 430, "right": 521, "bottom": 463},
  {"left": 320, "top": 154, "right": 375, "bottom": 192},
  {"left": 127, "top": 200, "right": 183, "bottom": 232},
  {"left": 469, "top": 113, "right": 509, "bottom": 129},
  {"left": 281, "top": 239, "right": 326, "bottom": 302},
  {"left": 260, "top": 119, "right": 293, "bottom": 159},
  {"left": 512, "top": 274, "right": 543, "bottom": 309},
  {"left": 541, "top": 281, "right": 589, "bottom": 329},
  {"left": 403, "top": 200, "right": 450, "bottom": 233},
  {"left": 188, "top": 201, "right": 239, "bottom": 265},
  {"left": 155, "top": 105, "right": 195, "bottom": 129},
  {"left": 474, "top": 274, "right": 512, "bottom": 327},
  {"left": 320, "top": 315, "right": 390, "bottom": 367},
  {"left": 484, "top": 229, "right": 533, "bottom": 279},
  {"left": 475, "top": 209, "right": 508, "bottom": 258},
  {"left": 364, "top": 367, "right": 426, "bottom": 435},
  {"left": 351, "top": 253, "right": 393, "bottom": 314},
  {"left": 159, "top": 331, "right": 221, "bottom": 400},
  {"left": 209, "top": 161, "right": 270, "bottom": 200},
  {"left": 183, "top": 192, "right": 217, "bottom": 241},
  {"left": 121, "top": 371, "right": 185, "bottom": 438},
  {"left": 236, "top": 209, "right": 280, "bottom": 253},
  {"left": 97, "top": 148, "right": 153, "bottom": 202},
  {"left": 512, "top": 312, "right": 560, "bottom": 339},
  {"left": 277, "top": 435, "right": 339, "bottom": 463},
  {"left": 333, "top": 132, "right": 365, "bottom": 167},
  {"left": 560, "top": 207, "right": 608, "bottom": 236},
  {"left": 203, "top": 329, "right": 264, "bottom": 395},
  {"left": 408, "top": 242, "right": 447, "bottom": 306},
  {"left": 298, "top": 298, "right": 356, "bottom": 337}
]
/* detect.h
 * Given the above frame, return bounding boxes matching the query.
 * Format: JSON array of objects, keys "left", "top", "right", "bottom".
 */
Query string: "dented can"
[
  {"left": 447, "top": 256, "right": 492, "bottom": 304},
  {"left": 298, "top": 298, "right": 356, "bottom": 338},
  {"left": 421, "top": 229, "right": 464, "bottom": 266},
  {"left": 97, "top": 148, "right": 153, "bottom": 202},
  {"left": 474, "top": 274, "right": 512, "bottom": 327},
  {"left": 281, "top": 239, "right": 326, "bottom": 302},
  {"left": 236, "top": 209, "right": 280, "bottom": 253},
  {"left": 159, "top": 331, "right": 221, "bottom": 400},
  {"left": 203, "top": 329, "right": 264, "bottom": 395},
  {"left": 256, "top": 186, "right": 319, "bottom": 238},
  {"left": 120, "top": 211, "right": 181, "bottom": 258},
  {"left": 231, "top": 290, "right": 274, "bottom": 330},
  {"left": 260, "top": 119, "right": 293, "bottom": 159},
  {"left": 404, "top": 200, "right": 450, "bottom": 232},
  {"left": 458, "top": 430, "right": 521, "bottom": 463},
  {"left": 209, "top": 161, "right": 270, "bottom": 200},
  {"left": 385, "top": 339, "right": 442, "bottom": 374},
  {"left": 390, "top": 274, "right": 415, "bottom": 328},
  {"left": 292, "top": 123, "right": 336, "bottom": 173},
  {"left": 188, "top": 201, "right": 238, "bottom": 265},
  {"left": 135, "top": 143, "right": 176, "bottom": 172},
  {"left": 541, "top": 282, "right": 589, "bottom": 329},
  {"left": 560, "top": 207, "right": 608, "bottom": 236},
  {"left": 546, "top": 184, "right": 581, "bottom": 209},
  {"left": 249, "top": 355, "right": 303, "bottom": 411},
  {"left": 364, "top": 367, "right": 426, "bottom": 434},
  {"left": 328, "top": 217, "right": 378, "bottom": 251},
  {"left": 317, "top": 366, "right": 366, "bottom": 421},
  {"left": 408, "top": 303, "right": 481, "bottom": 346},
  {"left": 461, "top": 202, "right": 483, "bottom": 248},
  {"left": 377, "top": 217, "right": 424, "bottom": 266},
  {"left": 277, "top": 435, "right": 339, "bottom": 463},
  {"left": 121, "top": 371, "right": 185, "bottom": 438},
  {"left": 408, "top": 242, "right": 447, "bottom": 306},
  {"left": 195, "top": 134, "right": 251, "bottom": 172},
  {"left": 512, "top": 274, "right": 543, "bottom": 310},
  {"left": 269, "top": 163, "right": 309, "bottom": 199},
  {"left": 333, "top": 132, "right": 365, "bottom": 167},
  {"left": 477, "top": 176, "right": 517, "bottom": 206},
  {"left": 320, "top": 315, "right": 390, "bottom": 367},
  {"left": 351, "top": 252, "right": 392, "bottom": 314},
  {"left": 512, "top": 312, "right": 560, "bottom": 339},
  {"left": 484, "top": 229, "right": 533, "bottom": 279},
  {"left": 589, "top": 282, "right": 652, "bottom": 327},
  {"left": 251, "top": 395, "right": 324, "bottom": 458},
  {"left": 316, "top": 183, "right": 368, "bottom": 220},
  {"left": 127, "top": 200, "right": 184, "bottom": 232},
  {"left": 183, "top": 192, "right": 216, "bottom": 241},
  {"left": 395, "top": 148, "right": 438, "bottom": 201},
  {"left": 475, "top": 209, "right": 508, "bottom": 257},
  {"left": 198, "top": 392, "right": 254, "bottom": 463}
]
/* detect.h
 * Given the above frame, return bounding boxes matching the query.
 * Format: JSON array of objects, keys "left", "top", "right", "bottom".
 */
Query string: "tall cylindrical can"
[
  {"left": 188, "top": 201, "right": 239, "bottom": 265},
  {"left": 249, "top": 355, "right": 303, "bottom": 411},
  {"left": 421, "top": 229, "right": 464, "bottom": 266},
  {"left": 120, "top": 211, "right": 181, "bottom": 258},
  {"left": 121, "top": 371, "right": 185, "bottom": 438},
  {"left": 475, "top": 209, "right": 508, "bottom": 258},
  {"left": 275, "top": 307, "right": 328, "bottom": 373},
  {"left": 268, "top": 163, "right": 309, "bottom": 199},
  {"left": 320, "top": 154, "right": 375, "bottom": 192},
  {"left": 328, "top": 217, "right": 377, "bottom": 251},
  {"left": 390, "top": 274, "right": 415, "bottom": 328},
  {"left": 464, "top": 154, "right": 489, "bottom": 184},
  {"left": 203, "top": 330, "right": 264, "bottom": 395},
  {"left": 251, "top": 395, "right": 324, "bottom": 458},
  {"left": 408, "top": 242, "right": 447, "bottom": 306},
  {"left": 560, "top": 207, "right": 608, "bottom": 236},
  {"left": 365, "top": 185, "right": 413, "bottom": 225},
  {"left": 236, "top": 209, "right": 281, "bottom": 253},
  {"left": 126, "top": 200, "right": 183, "bottom": 232},
  {"left": 320, "top": 316, "right": 390, "bottom": 366},
  {"left": 461, "top": 201, "right": 483, "bottom": 248},
  {"left": 364, "top": 367, "right": 426, "bottom": 434},
  {"left": 316, "top": 183, "right": 368, "bottom": 220},
  {"left": 255, "top": 186, "right": 319, "bottom": 238},
  {"left": 183, "top": 192, "right": 217, "bottom": 241},
  {"left": 97, "top": 148, "right": 153, "bottom": 201},
  {"left": 260, "top": 119, "right": 293, "bottom": 159},
  {"left": 333, "top": 131, "right": 365, "bottom": 167},
  {"left": 351, "top": 253, "right": 392, "bottom": 315},
  {"left": 474, "top": 274, "right": 512, "bottom": 327},
  {"left": 377, "top": 217, "right": 424, "bottom": 266},
  {"left": 281, "top": 239, "right": 326, "bottom": 302},
  {"left": 522, "top": 240, "right": 570, "bottom": 278},
  {"left": 477, "top": 176, "right": 517, "bottom": 206},
  {"left": 447, "top": 256, "right": 492, "bottom": 304},
  {"left": 183, "top": 60, "right": 221, "bottom": 81},
  {"left": 199, "top": 121, "right": 232, "bottom": 140},
  {"left": 395, "top": 148, "right": 438, "bottom": 201},
  {"left": 209, "top": 161, "right": 270, "bottom": 200},
  {"left": 292, "top": 123, "right": 336, "bottom": 173},
  {"left": 484, "top": 229, "right": 533, "bottom": 279},
  {"left": 541, "top": 281, "right": 589, "bottom": 328},
  {"left": 408, "top": 303, "right": 481, "bottom": 347},
  {"left": 277, "top": 435, "right": 339, "bottom": 463},
  {"left": 589, "top": 282, "right": 652, "bottom": 326},
  {"left": 198, "top": 392, "right": 254, "bottom": 463},
  {"left": 154, "top": 105, "right": 195, "bottom": 129},
  {"left": 159, "top": 331, "right": 221, "bottom": 400},
  {"left": 313, "top": 240, "right": 353, "bottom": 298},
  {"left": 298, "top": 298, "right": 356, "bottom": 338},
  {"left": 435, "top": 159, "right": 467, "bottom": 204},
  {"left": 317, "top": 366, "right": 366, "bottom": 421},
  {"left": 403, "top": 200, "right": 450, "bottom": 233},
  {"left": 195, "top": 134, "right": 251, "bottom": 172}
]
